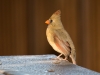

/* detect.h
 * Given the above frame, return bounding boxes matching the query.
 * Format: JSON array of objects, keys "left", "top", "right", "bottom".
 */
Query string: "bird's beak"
[{"left": 45, "top": 20, "right": 50, "bottom": 25}]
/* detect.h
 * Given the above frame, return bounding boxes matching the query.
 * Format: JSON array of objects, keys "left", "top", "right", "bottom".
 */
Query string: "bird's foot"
[
  {"left": 58, "top": 57, "right": 68, "bottom": 61},
  {"left": 50, "top": 57, "right": 63, "bottom": 60},
  {"left": 53, "top": 57, "right": 69, "bottom": 64}
]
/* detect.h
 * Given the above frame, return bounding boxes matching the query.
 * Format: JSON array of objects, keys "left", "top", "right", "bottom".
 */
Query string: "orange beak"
[{"left": 45, "top": 20, "right": 50, "bottom": 25}]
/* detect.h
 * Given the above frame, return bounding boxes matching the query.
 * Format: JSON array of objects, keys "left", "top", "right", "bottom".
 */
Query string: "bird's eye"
[{"left": 50, "top": 19, "right": 53, "bottom": 23}]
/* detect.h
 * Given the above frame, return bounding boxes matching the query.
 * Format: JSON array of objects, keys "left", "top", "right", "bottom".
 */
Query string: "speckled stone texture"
[{"left": 0, "top": 55, "right": 99, "bottom": 75}]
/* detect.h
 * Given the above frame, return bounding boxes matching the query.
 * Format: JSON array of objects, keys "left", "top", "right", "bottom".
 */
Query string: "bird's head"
[{"left": 45, "top": 10, "right": 63, "bottom": 29}]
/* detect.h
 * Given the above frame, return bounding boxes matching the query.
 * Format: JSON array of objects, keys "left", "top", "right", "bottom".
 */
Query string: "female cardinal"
[{"left": 45, "top": 10, "right": 76, "bottom": 64}]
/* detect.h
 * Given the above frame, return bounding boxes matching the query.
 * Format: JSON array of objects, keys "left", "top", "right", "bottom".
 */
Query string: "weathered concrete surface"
[{"left": 0, "top": 55, "right": 99, "bottom": 75}]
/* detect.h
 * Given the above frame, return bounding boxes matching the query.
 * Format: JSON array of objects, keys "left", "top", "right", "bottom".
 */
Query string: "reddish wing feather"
[{"left": 54, "top": 35, "right": 71, "bottom": 55}]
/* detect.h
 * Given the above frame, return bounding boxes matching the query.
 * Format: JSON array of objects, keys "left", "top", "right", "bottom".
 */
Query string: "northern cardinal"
[{"left": 45, "top": 10, "right": 76, "bottom": 64}]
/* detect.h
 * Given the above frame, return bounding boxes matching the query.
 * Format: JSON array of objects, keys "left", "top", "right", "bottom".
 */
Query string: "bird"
[{"left": 45, "top": 10, "right": 76, "bottom": 64}]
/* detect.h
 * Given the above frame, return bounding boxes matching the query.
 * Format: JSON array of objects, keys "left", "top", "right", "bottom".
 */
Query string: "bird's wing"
[{"left": 54, "top": 34, "right": 71, "bottom": 55}]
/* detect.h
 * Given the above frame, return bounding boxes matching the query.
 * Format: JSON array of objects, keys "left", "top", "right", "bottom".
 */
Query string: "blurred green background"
[{"left": 0, "top": 0, "right": 100, "bottom": 72}]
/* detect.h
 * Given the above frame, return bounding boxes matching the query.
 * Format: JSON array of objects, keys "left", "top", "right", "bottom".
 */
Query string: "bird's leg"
[
  {"left": 58, "top": 56, "right": 68, "bottom": 61},
  {"left": 56, "top": 54, "right": 62, "bottom": 59},
  {"left": 54, "top": 54, "right": 63, "bottom": 60},
  {"left": 64, "top": 57, "right": 69, "bottom": 62},
  {"left": 64, "top": 57, "right": 68, "bottom": 60},
  {"left": 55, "top": 54, "right": 69, "bottom": 60},
  {"left": 50, "top": 54, "right": 63, "bottom": 60}
]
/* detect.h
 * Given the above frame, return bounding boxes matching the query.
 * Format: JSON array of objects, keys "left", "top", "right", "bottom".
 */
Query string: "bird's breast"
[
  {"left": 46, "top": 29, "right": 61, "bottom": 53},
  {"left": 46, "top": 28, "right": 54, "bottom": 43}
]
